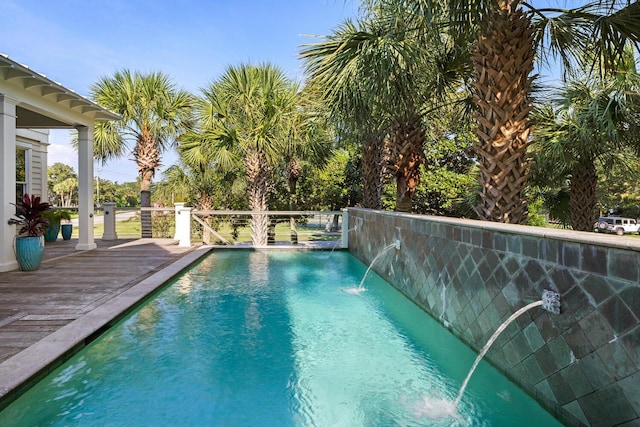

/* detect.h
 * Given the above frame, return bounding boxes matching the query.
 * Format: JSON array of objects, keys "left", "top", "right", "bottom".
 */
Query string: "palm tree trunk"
[
  {"left": 140, "top": 170, "right": 153, "bottom": 238},
  {"left": 247, "top": 149, "right": 270, "bottom": 246},
  {"left": 198, "top": 194, "right": 214, "bottom": 245},
  {"left": 287, "top": 158, "right": 302, "bottom": 244},
  {"left": 388, "top": 114, "right": 425, "bottom": 213},
  {"left": 361, "top": 134, "right": 386, "bottom": 210},
  {"left": 135, "top": 133, "right": 160, "bottom": 238},
  {"left": 570, "top": 158, "right": 598, "bottom": 231},
  {"left": 472, "top": 7, "right": 536, "bottom": 224}
]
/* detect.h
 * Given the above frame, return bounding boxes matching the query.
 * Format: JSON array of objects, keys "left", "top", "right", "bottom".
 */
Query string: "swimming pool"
[{"left": 0, "top": 251, "right": 561, "bottom": 426}]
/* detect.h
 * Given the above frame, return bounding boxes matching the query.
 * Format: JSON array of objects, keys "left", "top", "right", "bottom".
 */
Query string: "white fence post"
[
  {"left": 174, "top": 203, "right": 192, "bottom": 247},
  {"left": 102, "top": 202, "right": 118, "bottom": 240},
  {"left": 341, "top": 209, "right": 349, "bottom": 248}
]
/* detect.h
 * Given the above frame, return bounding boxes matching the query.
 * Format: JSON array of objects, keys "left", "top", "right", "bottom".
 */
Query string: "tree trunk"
[
  {"left": 198, "top": 194, "right": 214, "bottom": 245},
  {"left": 287, "top": 158, "right": 302, "bottom": 244},
  {"left": 140, "top": 188, "right": 152, "bottom": 238},
  {"left": 361, "top": 134, "right": 386, "bottom": 210},
  {"left": 570, "top": 158, "right": 598, "bottom": 231},
  {"left": 388, "top": 114, "right": 425, "bottom": 213},
  {"left": 135, "top": 133, "right": 160, "bottom": 238},
  {"left": 247, "top": 149, "right": 269, "bottom": 247},
  {"left": 472, "top": 7, "right": 536, "bottom": 224}
]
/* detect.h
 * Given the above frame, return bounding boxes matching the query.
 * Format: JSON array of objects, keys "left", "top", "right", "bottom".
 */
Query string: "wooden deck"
[
  {"left": 0, "top": 238, "right": 209, "bottom": 404},
  {"left": 0, "top": 239, "right": 201, "bottom": 364}
]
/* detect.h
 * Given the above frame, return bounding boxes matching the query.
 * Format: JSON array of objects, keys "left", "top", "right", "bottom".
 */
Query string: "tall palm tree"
[
  {"left": 532, "top": 56, "right": 640, "bottom": 231},
  {"left": 282, "top": 86, "right": 334, "bottom": 242},
  {"left": 375, "top": 0, "right": 640, "bottom": 223},
  {"left": 90, "top": 70, "right": 193, "bottom": 237},
  {"left": 301, "top": 17, "right": 428, "bottom": 212},
  {"left": 301, "top": 9, "right": 470, "bottom": 213},
  {"left": 181, "top": 63, "right": 298, "bottom": 246}
]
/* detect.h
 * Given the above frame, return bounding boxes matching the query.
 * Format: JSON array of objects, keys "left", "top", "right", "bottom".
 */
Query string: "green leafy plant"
[
  {"left": 9, "top": 194, "right": 52, "bottom": 237},
  {"left": 43, "top": 209, "right": 73, "bottom": 224}
]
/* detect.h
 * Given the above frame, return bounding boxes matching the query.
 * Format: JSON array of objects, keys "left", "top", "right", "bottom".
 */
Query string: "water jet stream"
[
  {"left": 358, "top": 242, "right": 399, "bottom": 290},
  {"left": 454, "top": 300, "right": 543, "bottom": 407}
]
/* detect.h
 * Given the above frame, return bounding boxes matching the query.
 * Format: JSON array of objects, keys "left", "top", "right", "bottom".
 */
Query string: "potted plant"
[
  {"left": 9, "top": 194, "right": 52, "bottom": 271},
  {"left": 61, "top": 219, "right": 73, "bottom": 240},
  {"left": 42, "top": 209, "right": 72, "bottom": 242}
]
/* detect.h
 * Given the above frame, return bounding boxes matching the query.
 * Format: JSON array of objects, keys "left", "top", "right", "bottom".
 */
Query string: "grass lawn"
[{"left": 71, "top": 215, "right": 341, "bottom": 243}]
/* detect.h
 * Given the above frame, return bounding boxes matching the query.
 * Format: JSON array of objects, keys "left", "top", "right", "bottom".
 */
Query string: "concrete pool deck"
[{"left": 0, "top": 238, "right": 210, "bottom": 407}]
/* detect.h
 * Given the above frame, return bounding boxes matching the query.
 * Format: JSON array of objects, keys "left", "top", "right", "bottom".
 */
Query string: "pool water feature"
[{"left": 0, "top": 251, "right": 561, "bottom": 426}]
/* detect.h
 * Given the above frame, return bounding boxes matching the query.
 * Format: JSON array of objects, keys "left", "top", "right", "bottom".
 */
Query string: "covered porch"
[{"left": 0, "top": 54, "right": 120, "bottom": 271}]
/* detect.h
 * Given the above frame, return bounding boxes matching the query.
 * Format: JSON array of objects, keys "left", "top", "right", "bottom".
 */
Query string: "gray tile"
[
  {"left": 580, "top": 352, "right": 614, "bottom": 389},
  {"left": 581, "top": 245, "right": 607, "bottom": 276},
  {"left": 523, "top": 321, "right": 546, "bottom": 352},
  {"left": 619, "top": 372, "right": 640, "bottom": 418},
  {"left": 562, "top": 324, "right": 594, "bottom": 359},
  {"left": 620, "top": 285, "right": 640, "bottom": 320},
  {"left": 581, "top": 274, "right": 614, "bottom": 306},
  {"left": 562, "top": 400, "right": 590, "bottom": 426},
  {"left": 608, "top": 249, "right": 639, "bottom": 282},
  {"left": 506, "top": 235, "right": 522, "bottom": 254},
  {"left": 560, "top": 242, "right": 581, "bottom": 269},
  {"left": 550, "top": 267, "right": 578, "bottom": 293},
  {"left": 541, "top": 238, "right": 559, "bottom": 263},
  {"left": 548, "top": 336, "right": 574, "bottom": 370},
  {"left": 522, "top": 354, "right": 546, "bottom": 385},
  {"left": 522, "top": 236, "right": 539, "bottom": 258},
  {"left": 548, "top": 370, "right": 576, "bottom": 404},
  {"left": 524, "top": 260, "right": 546, "bottom": 285},
  {"left": 560, "top": 363, "right": 594, "bottom": 399},
  {"left": 596, "top": 341, "right": 637, "bottom": 381},
  {"left": 579, "top": 311, "right": 615, "bottom": 349},
  {"left": 534, "top": 379, "right": 557, "bottom": 405},
  {"left": 564, "top": 285, "right": 596, "bottom": 321},
  {"left": 599, "top": 296, "right": 637, "bottom": 335},
  {"left": 535, "top": 345, "right": 560, "bottom": 377},
  {"left": 579, "top": 384, "right": 637, "bottom": 426},
  {"left": 621, "top": 326, "right": 640, "bottom": 369}
]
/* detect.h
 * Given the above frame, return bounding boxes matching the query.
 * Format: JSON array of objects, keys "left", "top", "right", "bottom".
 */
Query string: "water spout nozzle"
[
  {"left": 394, "top": 239, "right": 401, "bottom": 250},
  {"left": 541, "top": 290, "right": 561, "bottom": 314}
]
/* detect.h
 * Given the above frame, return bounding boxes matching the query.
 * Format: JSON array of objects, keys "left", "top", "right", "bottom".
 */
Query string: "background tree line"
[
  {"left": 75, "top": 0, "right": 639, "bottom": 242},
  {"left": 47, "top": 162, "right": 140, "bottom": 208}
]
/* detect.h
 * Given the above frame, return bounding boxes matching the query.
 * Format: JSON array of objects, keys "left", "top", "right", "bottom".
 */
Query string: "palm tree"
[
  {"left": 301, "top": 17, "right": 428, "bottom": 212},
  {"left": 301, "top": 9, "right": 470, "bottom": 213},
  {"left": 181, "top": 63, "right": 298, "bottom": 246},
  {"left": 375, "top": 0, "right": 640, "bottom": 223},
  {"left": 532, "top": 56, "right": 640, "bottom": 231},
  {"left": 90, "top": 70, "right": 193, "bottom": 237}
]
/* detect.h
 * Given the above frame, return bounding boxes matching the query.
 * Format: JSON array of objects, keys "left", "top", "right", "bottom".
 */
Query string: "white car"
[{"left": 594, "top": 217, "right": 640, "bottom": 235}]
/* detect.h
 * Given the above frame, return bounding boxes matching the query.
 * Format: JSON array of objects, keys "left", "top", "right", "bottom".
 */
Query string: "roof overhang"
[{"left": 0, "top": 53, "right": 120, "bottom": 128}]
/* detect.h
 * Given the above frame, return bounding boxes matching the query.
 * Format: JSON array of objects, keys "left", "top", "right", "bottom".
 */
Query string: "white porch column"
[
  {"left": 0, "top": 95, "right": 18, "bottom": 271},
  {"left": 75, "top": 125, "right": 96, "bottom": 251},
  {"left": 174, "top": 202, "right": 191, "bottom": 247}
]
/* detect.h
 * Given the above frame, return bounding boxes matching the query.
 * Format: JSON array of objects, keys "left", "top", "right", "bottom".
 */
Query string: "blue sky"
[{"left": 1, "top": 0, "right": 358, "bottom": 182}]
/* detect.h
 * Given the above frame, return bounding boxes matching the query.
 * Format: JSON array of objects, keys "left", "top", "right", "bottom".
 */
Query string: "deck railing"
[{"left": 104, "top": 205, "right": 349, "bottom": 248}]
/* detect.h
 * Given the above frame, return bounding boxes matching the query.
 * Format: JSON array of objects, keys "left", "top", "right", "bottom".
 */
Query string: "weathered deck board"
[{"left": 0, "top": 239, "right": 195, "bottom": 364}]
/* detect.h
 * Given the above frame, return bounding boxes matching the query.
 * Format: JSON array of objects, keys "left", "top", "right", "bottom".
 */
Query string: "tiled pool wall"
[{"left": 347, "top": 208, "right": 640, "bottom": 427}]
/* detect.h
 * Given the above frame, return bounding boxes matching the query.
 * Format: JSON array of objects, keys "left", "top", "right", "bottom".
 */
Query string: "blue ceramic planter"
[
  {"left": 15, "top": 236, "right": 45, "bottom": 271},
  {"left": 61, "top": 224, "right": 73, "bottom": 240},
  {"left": 44, "top": 222, "right": 61, "bottom": 242}
]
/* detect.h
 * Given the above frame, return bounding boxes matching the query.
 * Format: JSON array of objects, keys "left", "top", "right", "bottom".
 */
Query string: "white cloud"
[{"left": 47, "top": 143, "right": 78, "bottom": 171}]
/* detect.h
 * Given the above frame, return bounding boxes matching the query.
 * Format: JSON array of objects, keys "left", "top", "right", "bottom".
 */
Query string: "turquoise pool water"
[{"left": 0, "top": 251, "right": 561, "bottom": 426}]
